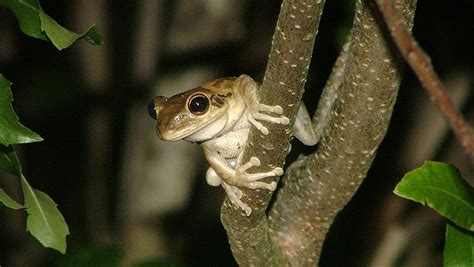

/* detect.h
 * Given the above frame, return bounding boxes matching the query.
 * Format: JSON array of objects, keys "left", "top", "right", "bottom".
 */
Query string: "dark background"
[{"left": 0, "top": 0, "right": 472, "bottom": 266}]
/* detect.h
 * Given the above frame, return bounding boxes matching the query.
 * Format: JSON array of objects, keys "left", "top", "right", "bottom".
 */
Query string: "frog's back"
[{"left": 200, "top": 77, "right": 238, "bottom": 96}]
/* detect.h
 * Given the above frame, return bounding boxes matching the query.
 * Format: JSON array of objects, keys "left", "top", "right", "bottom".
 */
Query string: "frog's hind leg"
[
  {"left": 203, "top": 146, "right": 281, "bottom": 191},
  {"left": 234, "top": 152, "right": 280, "bottom": 190},
  {"left": 293, "top": 103, "right": 319, "bottom": 146},
  {"left": 221, "top": 182, "right": 251, "bottom": 216}
]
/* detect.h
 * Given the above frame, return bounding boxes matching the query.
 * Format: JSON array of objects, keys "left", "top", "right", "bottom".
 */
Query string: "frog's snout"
[{"left": 147, "top": 99, "right": 157, "bottom": 120}]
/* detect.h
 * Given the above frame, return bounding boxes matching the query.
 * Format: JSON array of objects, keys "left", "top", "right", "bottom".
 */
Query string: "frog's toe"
[
  {"left": 273, "top": 167, "right": 284, "bottom": 176},
  {"left": 244, "top": 206, "right": 252, "bottom": 216},
  {"left": 257, "top": 103, "right": 283, "bottom": 115},
  {"left": 247, "top": 114, "right": 270, "bottom": 135},
  {"left": 245, "top": 181, "right": 277, "bottom": 191},
  {"left": 249, "top": 157, "right": 260, "bottom": 166},
  {"left": 231, "top": 186, "right": 243, "bottom": 198},
  {"left": 252, "top": 112, "right": 290, "bottom": 126},
  {"left": 272, "top": 105, "right": 284, "bottom": 114}
]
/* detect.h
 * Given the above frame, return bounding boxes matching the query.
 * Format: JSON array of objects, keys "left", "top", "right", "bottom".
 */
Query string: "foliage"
[
  {"left": 444, "top": 223, "right": 474, "bottom": 267},
  {"left": 0, "top": 0, "right": 101, "bottom": 254},
  {"left": 395, "top": 161, "right": 474, "bottom": 266},
  {"left": 0, "top": 75, "right": 43, "bottom": 145},
  {"left": 0, "top": 75, "right": 70, "bottom": 253},
  {"left": 0, "top": 0, "right": 102, "bottom": 49}
]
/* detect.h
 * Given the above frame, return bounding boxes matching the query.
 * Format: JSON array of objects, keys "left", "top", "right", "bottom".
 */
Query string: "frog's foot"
[
  {"left": 222, "top": 182, "right": 251, "bottom": 216},
  {"left": 220, "top": 154, "right": 283, "bottom": 216},
  {"left": 232, "top": 151, "right": 283, "bottom": 190},
  {"left": 238, "top": 74, "right": 290, "bottom": 135},
  {"left": 247, "top": 104, "right": 290, "bottom": 135}
]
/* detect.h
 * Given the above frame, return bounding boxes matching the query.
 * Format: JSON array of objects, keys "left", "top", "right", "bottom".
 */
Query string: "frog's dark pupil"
[
  {"left": 189, "top": 95, "right": 209, "bottom": 114},
  {"left": 147, "top": 100, "right": 157, "bottom": 120}
]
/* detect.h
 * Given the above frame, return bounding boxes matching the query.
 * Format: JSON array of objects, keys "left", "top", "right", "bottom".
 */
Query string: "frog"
[{"left": 148, "top": 74, "right": 318, "bottom": 216}]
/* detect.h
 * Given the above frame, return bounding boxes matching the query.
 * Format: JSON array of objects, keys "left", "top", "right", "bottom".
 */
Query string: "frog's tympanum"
[{"left": 148, "top": 75, "right": 317, "bottom": 216}]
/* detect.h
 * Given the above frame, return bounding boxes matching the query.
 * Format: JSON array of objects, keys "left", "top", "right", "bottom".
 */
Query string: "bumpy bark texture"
[
  {"left": 221, "top": 0, "right": 326, "bottom": 265},
  {"left": 268, "top": 0, "right": 416, "bottom": 264},
  {"left": 221, "top": 0, "right": 417, "bottom": 265}
]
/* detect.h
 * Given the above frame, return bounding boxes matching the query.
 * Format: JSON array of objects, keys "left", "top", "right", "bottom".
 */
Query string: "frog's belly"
[{"left": 203, "top": 128, "right": 249, "bottom": 158}]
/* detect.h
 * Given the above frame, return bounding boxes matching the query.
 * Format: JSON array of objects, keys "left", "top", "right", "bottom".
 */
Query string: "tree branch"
[
  {"left": 312, "top": 37, "right": 351, "bottom": 137},
  {"left": 375, "top": 0, "right": 474, "bottom": 163},
  {"left": 220, "top": 0, "right": 326, "bottom": 265},
  {"left": 268, "top": 0, "right": 416, "bottom": 264}
]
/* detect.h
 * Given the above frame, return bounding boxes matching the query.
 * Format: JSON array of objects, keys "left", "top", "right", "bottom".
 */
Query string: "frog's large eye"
[
  {"left": 188, "top": 94, "right": 209, "bottom": 115},
  {"left": 147, "top": 99, "right": 157, "bottom": 120}
]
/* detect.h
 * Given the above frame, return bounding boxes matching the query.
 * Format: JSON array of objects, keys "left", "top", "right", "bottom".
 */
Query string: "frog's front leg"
[
  {"left": 237, "top": 75, "right": 291, "bottom": 134},
  {"left": 238, "top": 75, "right": 320, "bottom": 146}
]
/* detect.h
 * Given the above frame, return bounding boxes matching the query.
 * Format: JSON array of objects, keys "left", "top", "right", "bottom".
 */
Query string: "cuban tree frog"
[{"left": 148, "top": 74, "right": 317, "bottom": 216}]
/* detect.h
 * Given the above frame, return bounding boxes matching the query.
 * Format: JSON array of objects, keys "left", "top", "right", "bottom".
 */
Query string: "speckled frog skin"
[{"left": 148, "top": 74, "right": 317, "bottom": 215}]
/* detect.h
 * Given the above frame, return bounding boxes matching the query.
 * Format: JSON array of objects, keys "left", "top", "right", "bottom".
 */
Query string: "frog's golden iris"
[{"left": 187, "top": 94, "right": 209, "bottom": 115}]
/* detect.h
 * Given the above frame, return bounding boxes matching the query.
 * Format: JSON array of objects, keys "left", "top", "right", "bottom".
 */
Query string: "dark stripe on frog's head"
[
  {"left": 210, "top": 77, "right": 236, "bottom": 88},
  {"left": 211, "top": 92, "right": 233, "bottom": 108}
]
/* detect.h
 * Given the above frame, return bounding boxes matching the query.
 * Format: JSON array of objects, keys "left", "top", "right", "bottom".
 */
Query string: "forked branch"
[{"left": 269, "top": 0, "right": 416, "bottom": 264}]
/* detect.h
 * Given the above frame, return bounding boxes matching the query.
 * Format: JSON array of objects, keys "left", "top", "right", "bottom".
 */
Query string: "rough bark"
[
  {"left": 221, "top": 0, "right": 417, "bottom": 265},
  {"left": 268, "top": 0, "right": 416, "bottom": 264},
  {"left": 220, "top": 0, "right": 326, "bottom": 265}
]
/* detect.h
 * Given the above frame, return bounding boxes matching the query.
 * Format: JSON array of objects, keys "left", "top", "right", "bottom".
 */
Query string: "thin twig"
[{"left": 375, "top": 0, "right": 474, "bottom": 163}]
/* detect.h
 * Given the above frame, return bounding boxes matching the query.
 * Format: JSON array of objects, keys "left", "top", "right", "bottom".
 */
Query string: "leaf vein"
[
  {"left": 22, "top": 176, "right": 54, "bottom": 237},
  {"left": 409, "top": 185, "right": 474, "bottom": 212},
  {"left": 18, "top": 0, "right": 39, "bottom": 12}
]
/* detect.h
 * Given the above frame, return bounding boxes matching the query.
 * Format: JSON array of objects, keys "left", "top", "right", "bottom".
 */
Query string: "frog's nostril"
[{"left": 147, "top": 100, "right": 157, "bottom": 120}]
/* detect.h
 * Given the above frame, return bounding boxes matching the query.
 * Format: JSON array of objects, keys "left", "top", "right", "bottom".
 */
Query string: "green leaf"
[
  {"left": 394, "top": 161, "right": 474, "bottom": 231},
  {"left": 0, "top": 0, "right": 102, "bottom": 49},
  {"left": 0, "top": 0, "right": 46, "bottom": 40},
  {"left": 21, "top": 176, "right": 69, "bottom": 254},
  {"left": 38, "top": 6, "right": 102, "bottom": 50},
  {"left": 0, "top": 74, "right": 43, "bottom": 146},
  {"left": 0, "top": 146, "right": 69, "bottom": 253},
  {"left": 444, "top": 223, "right": 474, "bottom": 267},
  {"left": 0, "top": 145, "right": 24, "bottom": 209},
  {"left": 0, "top": 144, "right": 22, "bottom": 177},
  {"left": 0, "top": 188, "right": 24, "bottom": 209}
]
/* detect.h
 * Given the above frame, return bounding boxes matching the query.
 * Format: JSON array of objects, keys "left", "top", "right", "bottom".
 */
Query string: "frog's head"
[{"left": 148, "top": 78, "right": 238, "bottom": 142}]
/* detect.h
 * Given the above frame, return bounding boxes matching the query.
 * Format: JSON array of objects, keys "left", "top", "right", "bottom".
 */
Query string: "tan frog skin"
[{"left": 148, "top": 74, "right": 317, "bottom": 216}]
